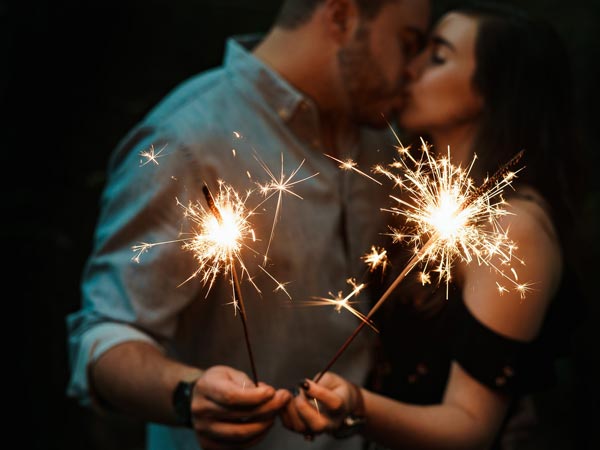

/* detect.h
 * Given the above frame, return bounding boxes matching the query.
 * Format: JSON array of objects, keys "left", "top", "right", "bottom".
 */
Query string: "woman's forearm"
[{"left": 361, "top": 389, "right": 500, "bottom": 450}]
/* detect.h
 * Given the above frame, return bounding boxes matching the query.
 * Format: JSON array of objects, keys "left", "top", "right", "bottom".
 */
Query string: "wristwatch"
[
  {"left": 172, "top": 380, "right": 196, "bottom": 428},
  {"left": 331, "top": 382, "right": 366, "bottom": 439}
]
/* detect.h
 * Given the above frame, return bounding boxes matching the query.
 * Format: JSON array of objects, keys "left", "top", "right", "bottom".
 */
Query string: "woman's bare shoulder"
[{"left": 461, "top": 187, "right": 563, "bottom": 342}]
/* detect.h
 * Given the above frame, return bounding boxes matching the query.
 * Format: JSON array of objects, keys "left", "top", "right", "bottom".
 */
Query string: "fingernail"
[
  {"left": 298, "top": 379, "right": 310, "bottom": 391},
  {"left": 289, "top": 387, "right": 300, "bottom": 397}
]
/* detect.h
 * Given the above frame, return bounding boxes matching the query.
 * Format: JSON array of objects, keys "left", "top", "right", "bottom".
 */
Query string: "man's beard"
[{"left": 337, "top": 26, "right": 402, "bottom": 127}]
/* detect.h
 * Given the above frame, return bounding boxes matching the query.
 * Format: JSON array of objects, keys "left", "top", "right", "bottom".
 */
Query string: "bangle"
[
  {"left": 350, "top": 382, "right": 366, "bottom": 417},
  {"left": 331, "top": 383, "right": 366, "bottom": 439}
]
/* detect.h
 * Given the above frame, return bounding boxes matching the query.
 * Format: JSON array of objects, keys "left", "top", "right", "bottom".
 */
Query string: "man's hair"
[{"left": 274, "top": 0, "right": 398, "bottom": 29}]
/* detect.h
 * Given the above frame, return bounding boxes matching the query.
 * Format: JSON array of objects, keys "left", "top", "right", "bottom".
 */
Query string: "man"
[{"left": 67, "top": 0, "right": 430, "bottom": 449}]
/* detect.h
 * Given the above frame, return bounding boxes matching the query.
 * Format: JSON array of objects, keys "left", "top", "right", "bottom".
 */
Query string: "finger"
[
  {"left": 203, "top": 389, "right": 291, "bottom": 422},
  {"left": 198, "top": 377, "right": 276, "bottom": 408},
  {"left": 294, "top": 395, "right": 332, "bottom": 434},
  {"left": 302, "top": 379, "right": 344, "bottom": 413},
  {"left": 280, "top": 399, "right": 308, "bottom": 433}
]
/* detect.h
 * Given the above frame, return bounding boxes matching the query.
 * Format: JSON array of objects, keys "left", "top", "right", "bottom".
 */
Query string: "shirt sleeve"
[{"left": 66, "top": 122, "right": 205, "bottom": 407}]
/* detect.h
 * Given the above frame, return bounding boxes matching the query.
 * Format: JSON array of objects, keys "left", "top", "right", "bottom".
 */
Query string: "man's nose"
[{"left": 404, "top": 52, "right": 427, "bottom": 83}]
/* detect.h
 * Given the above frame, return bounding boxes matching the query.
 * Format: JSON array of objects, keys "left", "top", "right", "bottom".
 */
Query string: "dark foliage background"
[{"left": 3, "top": 0, "right": 598, "bottom": 448}]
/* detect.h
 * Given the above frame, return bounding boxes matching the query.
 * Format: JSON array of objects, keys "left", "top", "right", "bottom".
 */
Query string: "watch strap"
[{"left": 172, "top": 380, "right": 196, "bottom": 428}]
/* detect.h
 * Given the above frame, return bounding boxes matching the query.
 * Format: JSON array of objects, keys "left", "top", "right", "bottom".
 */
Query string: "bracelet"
[{"left": 331, "top": 383, "right": 366, "bottom": 439}]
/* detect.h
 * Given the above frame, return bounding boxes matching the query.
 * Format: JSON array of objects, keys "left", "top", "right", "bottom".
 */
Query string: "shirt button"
[{"left": 278, "top": 108, "right": 289, "bottom": 119}]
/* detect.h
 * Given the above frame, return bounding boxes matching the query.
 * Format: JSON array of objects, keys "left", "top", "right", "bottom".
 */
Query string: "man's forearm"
[{"left": 91, "top": 341, "right": 203, "bottom": 424}]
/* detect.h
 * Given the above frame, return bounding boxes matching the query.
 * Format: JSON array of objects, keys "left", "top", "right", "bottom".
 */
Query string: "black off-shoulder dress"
[{"left": 366, "top": 265, "right": 582, "bottom": 449}]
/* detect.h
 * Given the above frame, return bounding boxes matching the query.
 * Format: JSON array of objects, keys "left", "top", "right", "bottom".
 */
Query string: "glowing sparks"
[
  {"left": 516, "top": 282, "right": 534, "bottom": 299},
  {"left": 258, "top": 265, "right": 291, "bottom": 300},
  {"left": 254, "top": 154, "right": 319, "bottom": 265},
  {"left": 419, "top": 272, "right": 431, "bottom": 285},
  {"left": 325, "top": 154, "right": 382, "bottom": 185},
  {"left": 362, "top": 246, "right": 389, "bottom": 274},
  {"left": 131, "top": 180, "right": 282, "bottom": 301},
  {"left": 304, "top": 279, "right": 377, "bottom": 331},
  {"left": 379, "top": 139, "right": 526, "bottom": 294},
  {"left": 131, "top": 153, "right": 318, "bottom": 300},
  {"left": 139, "top": 144, "right": 168, "bottom": 166}
]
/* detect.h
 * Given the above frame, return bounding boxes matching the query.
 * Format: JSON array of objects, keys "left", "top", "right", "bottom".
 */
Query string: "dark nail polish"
[{"left": 298, "top": 379, "right": 310, "bottom": 391}]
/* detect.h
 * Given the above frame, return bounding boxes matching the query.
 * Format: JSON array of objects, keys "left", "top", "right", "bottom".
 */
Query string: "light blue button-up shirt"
[{"left": 67, "top": 34, "right": 397, "bottom": 450}]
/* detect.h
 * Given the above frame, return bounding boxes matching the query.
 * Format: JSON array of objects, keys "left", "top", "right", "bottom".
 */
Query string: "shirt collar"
[{"left": 224, "top": 34, "right": 308, "bottom": 123}]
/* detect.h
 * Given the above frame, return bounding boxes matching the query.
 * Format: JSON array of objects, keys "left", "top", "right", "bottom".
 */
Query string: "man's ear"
[{"left": 322, "top": 0, "right": 359, "bottom": 44}]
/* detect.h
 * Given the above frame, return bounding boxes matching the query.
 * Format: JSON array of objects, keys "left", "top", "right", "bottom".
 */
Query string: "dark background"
[{"left": 4, "top": 0, "right": 599, "bottom": 449}]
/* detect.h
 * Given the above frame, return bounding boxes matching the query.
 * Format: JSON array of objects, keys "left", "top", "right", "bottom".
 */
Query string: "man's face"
[{"left": 337, "top": 0, "right": 430, "bottom": 128}]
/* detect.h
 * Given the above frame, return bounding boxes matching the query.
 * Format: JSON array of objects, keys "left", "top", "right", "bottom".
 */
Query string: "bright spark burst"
[
  {"left": 132, "top": 181, "right": 264, "bottom": 298},
  {"left": 131, "top": 153, "right": 319, "bottom": 304},
  {"left": 139, "top": 144, "right": 168, "bottom": 166},
  {"left": 303, "top": 279, "right": 378, "bottom": 331},
  {"left": 379, "top": 139, "right": 526, "bottom": 295}
]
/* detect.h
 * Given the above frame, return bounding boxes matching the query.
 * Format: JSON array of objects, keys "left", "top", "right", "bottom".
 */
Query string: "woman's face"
[{"left": 399, "top": 13, "right": 484, "bottom": 134}]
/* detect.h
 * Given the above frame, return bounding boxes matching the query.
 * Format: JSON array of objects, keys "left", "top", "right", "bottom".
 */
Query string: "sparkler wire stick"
[
  {"left": 314, "top": 235, "right": 438, "bottom": 383},
  {"left": 231, "top": 262, "right": 259, "bottom": 386},
  {"left": 203, "top": 184, "right": 259, "bottom": 386}
]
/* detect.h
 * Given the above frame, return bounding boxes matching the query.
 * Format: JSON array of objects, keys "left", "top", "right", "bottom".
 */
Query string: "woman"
[{"left": 282, "top": 2, "right": 582, "bottom": 449}]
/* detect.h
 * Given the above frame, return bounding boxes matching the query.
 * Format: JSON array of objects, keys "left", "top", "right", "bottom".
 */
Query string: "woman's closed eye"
[{"left": 430, "top": 50, "right": 446, "bottom": 65}]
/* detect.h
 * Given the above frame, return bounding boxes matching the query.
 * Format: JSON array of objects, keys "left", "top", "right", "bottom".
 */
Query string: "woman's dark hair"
[{"left": 457, "top": 2, "right": 581, "bottom": 249}]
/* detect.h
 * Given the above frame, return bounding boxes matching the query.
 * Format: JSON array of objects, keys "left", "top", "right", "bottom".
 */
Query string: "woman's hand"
[{"left": 280, "top": 372, "right": 365, "bottom": 437}]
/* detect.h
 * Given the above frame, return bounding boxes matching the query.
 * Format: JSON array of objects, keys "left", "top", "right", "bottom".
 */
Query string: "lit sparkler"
[
  {"left": 314, "top": 140, "right": 526, "bottom": 382},
  {"left": 132, "top": 150, "right": 318, "bottom": 383},
  {"left": 132, "top": 181, "right": 263, "bottom": 383},
  {"left": 201, "top": 183, "right": 259, "bottom": 385}
]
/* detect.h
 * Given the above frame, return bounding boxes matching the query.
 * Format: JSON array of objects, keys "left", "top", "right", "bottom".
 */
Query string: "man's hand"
[{"left": 191, "top": 365, "right": 292, "bottom": 449}]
